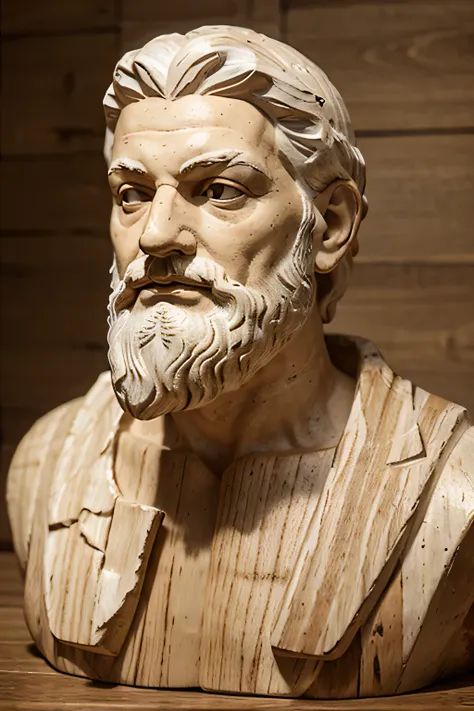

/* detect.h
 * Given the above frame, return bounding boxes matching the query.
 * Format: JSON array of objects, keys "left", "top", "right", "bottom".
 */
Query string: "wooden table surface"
[{"left": 1, "top": 552, "right": 473, "bottom": 710}]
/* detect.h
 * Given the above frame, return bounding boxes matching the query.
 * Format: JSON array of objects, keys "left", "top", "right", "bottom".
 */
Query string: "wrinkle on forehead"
[
  {"left": 114, "top": 95, "right": 274, "bottom": 147},
  {"left": 122, "top": 126, "right": 215, "bottom": 136}
]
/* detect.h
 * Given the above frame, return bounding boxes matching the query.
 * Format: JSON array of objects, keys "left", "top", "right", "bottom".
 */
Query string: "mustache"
[{"left": 111, "top": 254, "right": 241, "bottom": 313}]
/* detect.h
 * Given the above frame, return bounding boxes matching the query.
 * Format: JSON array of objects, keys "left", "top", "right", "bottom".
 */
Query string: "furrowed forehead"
[{"left": 114, "top": 95, "right": 273, "bottom": 145}]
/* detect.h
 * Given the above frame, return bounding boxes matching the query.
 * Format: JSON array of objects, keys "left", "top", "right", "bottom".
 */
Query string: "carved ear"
[{"left": 314, "top": 180, "right": 362, "bottom": 274}]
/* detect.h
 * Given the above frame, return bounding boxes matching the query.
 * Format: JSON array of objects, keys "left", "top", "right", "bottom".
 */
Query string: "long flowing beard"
[{"left": 107, "top": 190, "right": 316, "bottom": 420}]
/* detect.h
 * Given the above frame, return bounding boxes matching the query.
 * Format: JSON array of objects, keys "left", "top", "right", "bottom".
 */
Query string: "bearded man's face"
[{"left": 107, "top": 95, "right": 318, "bottom": 419}]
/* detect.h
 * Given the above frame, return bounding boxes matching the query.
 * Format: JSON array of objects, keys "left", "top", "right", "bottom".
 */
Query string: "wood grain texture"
[
  {"left": 0, "top": 0, "right": 472, "bottom": 605},
  {"left": 0, "top": 607, "right": 31, "bottom": 644},
  {"left": 398, "top": 426, "right": 474, "bottom": 692},
  {"left": 6, "top": 338, "right": 473, "bottom": 698},
  {"left": 1, "top": 668, "right": 473, "bottom": 711},
  {"left": 1, "top": 33, "right": 118, "bottom": 156},
  {"left": 108, "top": 436, "right": 221, "bottom": 688},
  {"left": 1, "top": 539, "right": 474, "bottom": 707},
  {"left": 304, "top": 632, "right": 362, "bottom": 699},
  {"left": 1, "top": 235, "right": 111, "bottom": 357},
  {"left": 121, "top": 0, "right": 281, "bottom": 52},
  {"left": 359, "top": 566, "right": 404, "bottom": 696},
  {"left": 1, "top": 0, "right": 117, "bottom": 36},
  {"left": 0, "top": 642, "right": 56, "bottom": 674},
  {"left": 357, "top": 134, "right": 474, "bottom": 259},
  {"left": 0, "top": 156, "right": 111, "bottom": 234},
  {"left": 0, "top": 554, "right": 23, "bottom": 607},
  {"left": 272, "top": 361, "right": 469, "bottom": 658},
  {"left": 1, "top": 0, "right": 474, "bottom": 693},
  {"left": 6, "top": 404, "right": 74, "bottom": 568},
  {"left": 45, "top": 499, "right": 163, "bottom": 655},
  {"left": 329, "top": 261, "right": 474, "bottom": 412},
  {"left": 9, "top": 378, "right": 222, "bottom": 688},
  {"left": 200, "top": 451, "right": 334, "bottom": 695},
  {"left": 286, "top": 0, "right": 474, "bottom": 131}
]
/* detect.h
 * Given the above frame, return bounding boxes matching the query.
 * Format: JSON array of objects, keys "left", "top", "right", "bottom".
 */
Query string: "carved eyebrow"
[
  {"left": 178, "top": 150, "right": 270, "bottom": 178},
  {"left": 108, "top": 159, "right": 148, "bottom": 176}
]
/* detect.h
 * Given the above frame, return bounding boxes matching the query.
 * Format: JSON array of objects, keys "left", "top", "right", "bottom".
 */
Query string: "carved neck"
[{"left": 168, "top": 312, "right": 356, "bottom": 473}]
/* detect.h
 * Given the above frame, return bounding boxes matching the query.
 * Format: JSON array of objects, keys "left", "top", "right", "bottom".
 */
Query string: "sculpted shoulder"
[
  {"left": 6, "top": 397, "right": 84, "bottom": 570},
  {"left": 382, "top": 421, "right": 474, "bottom": 694}
]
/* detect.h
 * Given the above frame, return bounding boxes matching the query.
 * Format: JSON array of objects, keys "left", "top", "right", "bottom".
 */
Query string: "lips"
[
  {"left": 138, "top": 276, "right": 212, "bottom": 291},
  {"left": 127, "top": 275, "right": 212, "bottom": 309},
  {"left": 134, "top": 276, "right": 213, "bottom": 298},
  {"left": 113, "top": 274, "right": 214, "bottom": 314}
]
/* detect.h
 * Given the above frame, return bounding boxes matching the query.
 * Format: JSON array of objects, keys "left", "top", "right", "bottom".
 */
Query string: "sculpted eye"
[
  {"left": 119, "top": 187, "right": 151, "bottom": 211},
  {"left": 203, "top": 181, "right": 245, "bottom": 203}
]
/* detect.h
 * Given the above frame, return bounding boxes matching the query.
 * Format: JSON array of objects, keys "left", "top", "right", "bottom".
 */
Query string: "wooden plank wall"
[
  {"left": 1, "top": 0, "right": 473, "bottom": 545},
  {"left": 284, "top": 0, "right": 474, "bottom": 413},
  {"left": 0, "top": 3, "right": 121, "bottom": 543}
]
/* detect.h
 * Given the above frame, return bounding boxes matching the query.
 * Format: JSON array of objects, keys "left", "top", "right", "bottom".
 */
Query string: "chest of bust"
[{"left": 108, "top": 432, "right": 333, "bottom": 694}]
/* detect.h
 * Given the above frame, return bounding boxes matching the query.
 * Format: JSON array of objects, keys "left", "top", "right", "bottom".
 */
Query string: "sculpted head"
[{"left": 104, "top": 26, "right": 367, "bottom": 420}]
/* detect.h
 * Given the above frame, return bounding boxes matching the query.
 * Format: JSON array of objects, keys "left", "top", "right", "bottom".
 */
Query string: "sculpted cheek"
[{"left": 110, "top": 209, "right": 144, "bottom": 277}]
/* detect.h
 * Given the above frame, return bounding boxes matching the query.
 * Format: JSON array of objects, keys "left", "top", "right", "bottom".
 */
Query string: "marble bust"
[{"left": 7, "top": 25, "right": 474, "bottom": 699}]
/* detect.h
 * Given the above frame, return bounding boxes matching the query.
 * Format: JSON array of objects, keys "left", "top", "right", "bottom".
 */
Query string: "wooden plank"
[
  {"left": 201, "top": 451, "right": 329, "bottom": 694},
  {"left": 0, "top": 670, "right": 473, "bottom": 710},
  {"left": 1, "top": 234, "right": 111, "bottom": 275},
  {"left": 0, "top": 555, "right": 473, "bottom": 708},
  {"left": 398, "top": 434, "right": 474, "bottom": 692},
  {"left": 286, "top": 0, "right": 474, "bottom": 131},
  {"left": 1, "top": 1, "right": 117, "bottom": 36},
  {"left": 121, "top": 0, "right": 281, "bottom": 52},
  {"left": 0, "top": 607, "right": 30, "bottom": 644},
  {"left": 0, "top": 237, "right": 108, "bottom": 546},
  {"left": 122, "top": 0, "right": 244, "bottom": 24},
  {"left": 358, "top": 134, "right": 474, "bottom": 260},
  {"left": 329, "top": 260, "right": 474, "bottom": 413},
  {"left": 0, "top": 235, "right": 110, "bottom": 438},
  {"left": 0, "top": 349, "right": 108, "bottom": 413},
  {"left": 247, "top": 0, "right": 280, "bottom": 38},
  {"left": 1, "top": 33, "right": 118, "bottom": 156},
  {"left": 0, "top": 554, "right": 23, "bottom": 606},
  {"left": 333, "top": 261, "right": 474, "bottom": 361},
  {"left": 272, "top": 380, "right": 466, "bottom": 660},
  {"left": 0, "top": 643, "right": 52, "bottom": 674},
  {"left": 1, "top": 235, "right": 111, "bottom": 350},
  {"left": 1, "top": 447, "right": 15, "bottom": 545},
  {"left": 0, "top": 156, "right": 111, "bottom": 234},
  {"left": 360, "top": 567, "right": 404, "bottom": 696}
]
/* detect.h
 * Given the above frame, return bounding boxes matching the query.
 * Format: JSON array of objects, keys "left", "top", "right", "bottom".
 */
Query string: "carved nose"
[{"left": 139, "top": 185, "right": 197, "bottom": 258}]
